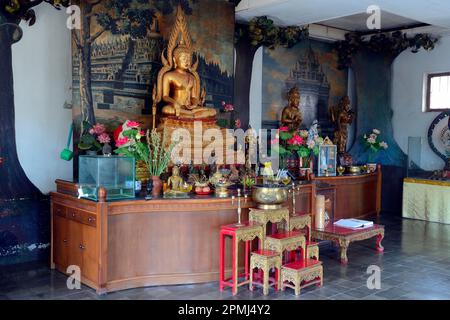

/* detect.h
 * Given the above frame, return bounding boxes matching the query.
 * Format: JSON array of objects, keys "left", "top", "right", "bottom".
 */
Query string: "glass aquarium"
[
  {"left": 407, "top": 136, "right": 422, "bottom": 178},
  {"left": 317, "top": 142, "right": 337, "bottom": 177},
  {"left": 78, "top": 155, "right": 135, "bottom": 201}
]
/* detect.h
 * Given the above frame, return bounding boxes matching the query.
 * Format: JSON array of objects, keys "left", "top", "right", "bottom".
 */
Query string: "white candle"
[{"left": 315, "top": 195, "right": 326, "bottom": 230}]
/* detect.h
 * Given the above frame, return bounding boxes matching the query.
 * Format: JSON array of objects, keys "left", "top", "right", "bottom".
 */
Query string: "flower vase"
[
  {"left": 151, "top": 176, "right": 163, "bottom": 198},
  {"left": 367, "top": 153, "right": 377, "bottom": 173},
  {"left": 102, "top": 143, "right": 112, "bottom": 156},
  {"left": 285, "top": 154, "right": 299, "bottom": 178}
]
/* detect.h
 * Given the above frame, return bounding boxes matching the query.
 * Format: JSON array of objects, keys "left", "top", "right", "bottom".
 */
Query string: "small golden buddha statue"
[
  {"left": 154, "top": 6, "right": 216, "bottom": 120},
  {"left": 331, "top": 96, "right": 354, "bottom": 154},
  {"left": 167, "top": 166, "right": 184, "bottom": 191},
  {"left": 281, "top": 86, "right": 302, "bottom": 132}
]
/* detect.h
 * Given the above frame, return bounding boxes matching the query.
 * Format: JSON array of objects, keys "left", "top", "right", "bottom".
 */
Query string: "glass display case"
[
  {"left": 78, "top": 155, "right": 135, "bottom": 201},
  {"left": 317, "top": 139, "right": 337, "bottom": 177}
]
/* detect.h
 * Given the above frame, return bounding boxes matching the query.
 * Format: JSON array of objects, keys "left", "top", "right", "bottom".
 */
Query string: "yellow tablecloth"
[{"left": 402, "top": 178, "right": 450, "bottom": 224}]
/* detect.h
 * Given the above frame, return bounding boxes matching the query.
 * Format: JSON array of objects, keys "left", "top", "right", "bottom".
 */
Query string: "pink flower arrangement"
[
  {"left": 222, "top": 101, "right": 234, "bottom": 112},
  {"left": 126, "top": 120, "right": 140, "bottom": 128},
  {"left": 97, "top": 132, "right": 111, "bottom": 144},
  {"left": 91, "top": 124, "right": 106, "bottom": 135},
  {"left": 287, "top": 135, "right": 303, "bottom": 146}
]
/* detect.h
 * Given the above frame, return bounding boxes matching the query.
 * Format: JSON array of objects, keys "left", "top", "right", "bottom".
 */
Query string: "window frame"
[{"left": 425, "top": 71, "right": 450, "bottom": 112}]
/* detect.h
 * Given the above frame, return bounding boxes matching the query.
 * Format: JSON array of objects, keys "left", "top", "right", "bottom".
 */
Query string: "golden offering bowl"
[
  {"left": 347, "top": 166, "right": 361, "bottom": 175},
  {"left": 337, "top": 166, "right": 345, "bottom": 176},
  {"left": 281, "top": 177, "right": 292, "bottom": 186},
  {"left": 251, "top": 185, "right": 289, "bottom": 210},
  {"left": 215, "top": 182, "right": 232, "bottom": 198}
]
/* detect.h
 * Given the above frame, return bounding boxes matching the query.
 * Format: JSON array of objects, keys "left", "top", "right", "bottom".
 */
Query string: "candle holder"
[
  {"left": 291, "top": 182, "right": 298, "bottom": 217},
  {"left": 234, "top": 189, "right": 245, "bottom": 227}
]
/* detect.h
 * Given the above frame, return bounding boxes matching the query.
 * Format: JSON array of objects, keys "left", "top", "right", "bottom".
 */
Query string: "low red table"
[{"left": 312, "top": 222, "right": 384, "bottom": 264}]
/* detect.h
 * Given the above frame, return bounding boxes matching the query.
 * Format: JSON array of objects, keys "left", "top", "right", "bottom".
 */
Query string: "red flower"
[
  {"left": 279, "top": 126, "right": 289, "bottom": 132},
  {"left": 287, "top": 135, "right": 303, "bottom": 145},
  {"left": 116, "top": 137, "right": 130, "bottom": 147},
  {"left": 114, "top": 125, "right": 123, "bottom": 143},
  {"left": 126, "top": 120, "right": 140, "bottom": 128}
]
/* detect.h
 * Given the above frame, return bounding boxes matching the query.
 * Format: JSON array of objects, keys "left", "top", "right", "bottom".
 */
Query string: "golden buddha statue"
[
  {"left": 281, "top": 86, "right": 302, "bottom": 132},
  {"left": 167, "top": 166, "right": 184, "bottom": 191},
  {"left": 331, "top": 96, "right": 354, "bottom": 154},
  {"left": 154, "top": 6, "right": 216, "bottom": 120}
]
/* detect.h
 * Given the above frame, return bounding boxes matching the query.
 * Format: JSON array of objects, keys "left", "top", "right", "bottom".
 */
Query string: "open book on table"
[{"left": 333, "top": 219, "right": 374, "bottom": 229}]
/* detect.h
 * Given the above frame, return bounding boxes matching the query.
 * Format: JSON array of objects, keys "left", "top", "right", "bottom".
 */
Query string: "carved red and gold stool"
[
  {"left": 249, "top": 250, "right": 282, "bottom": 296},
  {"left": 281, "top": 259, "right": 323, "bottom": 296},
  {"left": 249, "top": 207, "right": 290, "bottom": 236},
  {"left": 288, "top": 213, "right": 311, "bottom": 241},
  {"left": 219, "top": 222, "right": 264, "bottom": 295},
  {"left": 264, "top": 231, "right": 306, "bottom": 264}
]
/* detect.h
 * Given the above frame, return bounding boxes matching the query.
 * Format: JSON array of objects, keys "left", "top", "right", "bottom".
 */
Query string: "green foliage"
[
  {"left": 0, "top": 0, "right": 70, "bottom": 26},
  {"left": 78, "top": 121, "right": 101, "bottom": 151},
  {"left": 335, "top": 31, "right": 438, "bottom": 69},
  {"left": 236, "top": 16, "right": 309, "bottom": 49}
]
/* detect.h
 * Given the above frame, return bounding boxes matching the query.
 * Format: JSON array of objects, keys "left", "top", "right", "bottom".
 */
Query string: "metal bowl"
[
  {"left": 347, "top": 166, "right": 361, "bottom": 174},
  {"left": 251, "top": 184, "right": 289, "bottom": 209}
]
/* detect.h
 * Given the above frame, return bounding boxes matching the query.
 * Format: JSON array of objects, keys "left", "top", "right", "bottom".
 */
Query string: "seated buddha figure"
[
  {"left": 281, "top": 86, "right": 302, "bottom": 132},
  {"left": 153, "top": 6, "right": 217, "bottom": 120},
  {"left": 161, "top": 45, "right": 216, "bottom": 119}
]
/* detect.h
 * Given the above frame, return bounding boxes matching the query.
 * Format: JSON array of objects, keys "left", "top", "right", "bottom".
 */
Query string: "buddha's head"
[
  {"left": 173, "top": 45, "right": 192, "bottom": 70},
  {"left": 287, "top": 86, "right": 300, "bottom": 108}
]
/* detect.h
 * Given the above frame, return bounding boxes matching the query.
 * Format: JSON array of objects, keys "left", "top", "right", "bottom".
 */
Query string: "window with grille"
[{"left": 425, "top": 72, "right": 450, "bottom": 111}]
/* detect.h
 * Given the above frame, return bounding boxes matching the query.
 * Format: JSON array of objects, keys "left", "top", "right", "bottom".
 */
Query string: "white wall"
[
  {"left": 249, "top": 46, "right": 263, "bottom": 132},
  {"left": 392, "top": 35, "right": 450, "bottom": 171},
  {"left": 12, "top": 5, "right": 73, "bottom": 194}
]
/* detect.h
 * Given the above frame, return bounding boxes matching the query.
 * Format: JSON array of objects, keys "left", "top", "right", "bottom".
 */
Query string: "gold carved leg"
[
  {"left": 249, "top": 261, "right": 254, "bottom": 291},
  {"left": 376, "top": 232, "right": 384, "bottom": 253},
  {"left": 263, "top": 267, "right": 270, "bottom": 295},
  {"left": 295, "top": 278, "right": 301, "bottom": 296},
  {"left": 339, "top": 239, "right": 350, "bottom": 265}
]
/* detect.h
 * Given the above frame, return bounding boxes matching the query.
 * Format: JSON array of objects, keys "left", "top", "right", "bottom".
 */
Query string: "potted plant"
[
  {"left": 78, "top": 121, "right": 111, "bottom": 155},
  {"left": 362, "top": 129, "right": 388, "bottom": 172}
]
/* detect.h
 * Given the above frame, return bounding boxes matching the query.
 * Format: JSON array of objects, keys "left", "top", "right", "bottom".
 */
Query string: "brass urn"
[{"left": 251, "top": 185, "right": 289, "bottom": 210}]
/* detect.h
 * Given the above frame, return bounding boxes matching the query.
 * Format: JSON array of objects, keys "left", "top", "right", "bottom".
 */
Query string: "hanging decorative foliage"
[
  {"left": 236, "top": 16, "right": 309, "bottom": 49},
  {"left": 335, "top": 31, "right": 438, "bottom": 69}
]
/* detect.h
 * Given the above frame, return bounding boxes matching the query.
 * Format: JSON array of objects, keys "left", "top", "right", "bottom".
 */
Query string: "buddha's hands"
[{"left": 174, "top": 103, "right": 181, "bottom": 117}]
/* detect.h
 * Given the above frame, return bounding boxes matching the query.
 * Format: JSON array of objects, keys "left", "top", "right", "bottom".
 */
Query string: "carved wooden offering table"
[
  {"left": 264, "top": 231, "right": 306, "bottom": 263},
  {"left": 249, "top": 250, "right": 282, "bottom": 295},
  {"left": 281, "top": 259, "right": 323, "bottom": 296},
  {"left": 312, "top": 222, "right": 384, "bottom": 264},
  {"left": 219, "top": 222, "right": 264, "bottom": 295},
  {"left": 249, "top": 207, "right": 290, "bottom": 236}
]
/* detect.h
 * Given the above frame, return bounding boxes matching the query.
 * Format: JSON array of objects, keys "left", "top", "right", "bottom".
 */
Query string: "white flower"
[
  {"left": 367, "top": 137, "right": 376, "bottom": 144},
  {"left": 373, "top": 129, "right": 381, "bottom": 135},
  {"left": 364, "top": 134, "right": 367, "bottom": 139},
  {"left": 380, "top": 141, "right": 388, "bottom": 149},
  {"left": 369, "top": 133, "right": 377, "bottom": 140},
  {"left": 307, "top": 140, "right": 316, "bottom": 149}
]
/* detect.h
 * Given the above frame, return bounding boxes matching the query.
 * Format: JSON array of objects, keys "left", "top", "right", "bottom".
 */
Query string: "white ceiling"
[
  {"left": 319, "top": 10, "right": 421, "bottom": 32},
  {"left": 236, "top": 0, "right": 450, "bottom": 35}
]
